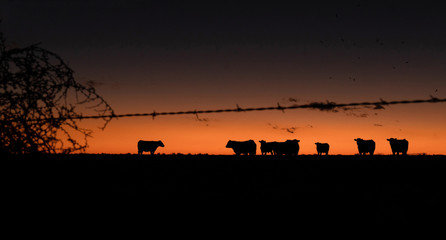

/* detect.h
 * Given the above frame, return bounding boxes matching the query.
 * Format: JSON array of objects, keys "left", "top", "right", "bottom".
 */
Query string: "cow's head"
[
  {"left": 315, "top": 142, "right": 320, "bottom": 146},
  {"left": 354, "top": 138, "right": 363, "bottom": 142},
  {"left": 158, "top": 141, "right": 165, "bottom": 147},
  {"left": 226, "top": 140, "right": 234, "bottom": 148},
  {"left": 259, "top": 140, "right": 266, "bottom": 144},
  {"left": 387, "top": 138, "right": 396, "bottom": 142}
]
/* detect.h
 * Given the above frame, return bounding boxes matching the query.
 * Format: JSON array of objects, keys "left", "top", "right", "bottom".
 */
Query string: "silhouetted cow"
[
  {"left": 138, "top": 140, "right": 164, "bottom": 155},
  {"left": 226, "top": 140, "right": 256, "bottom": 155},
  {"left": 259, "top": 140, "right": 277, "bottom": 155},
  {"left": 354, "top": 138, "right": 375, "bottom": 155},
  {"left": 274, "top": 139, "right": 300, "bottom": 156},
  {"left": 315, "top": 142, "right": 329, "bottom": 155},
  {"left": 387, "top": 138, "right": 408, "bottom": 155}
]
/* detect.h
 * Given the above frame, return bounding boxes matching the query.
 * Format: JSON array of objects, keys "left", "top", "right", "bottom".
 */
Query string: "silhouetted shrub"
[{"left": 0, "top": 30, "right": 114, "bottom": 154}]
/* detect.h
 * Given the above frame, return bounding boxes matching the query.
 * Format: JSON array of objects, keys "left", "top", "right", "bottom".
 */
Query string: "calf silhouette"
[
  {"left": 354, "top": 138, "right": 375, "bottom": 155},
  {"left": 138, "top": 140, "right": 164, "bottom": 155},
  {"left": 315, "top": 142, "right": 329, "bottom": 155},
  {"left": 226, "top": 140, "right": 256, "bottom": 155},
  {"left": 387, "top": 138, "right": 408, "bottom": 155},
  {"left": 259, "top": 140, "right": 277, "bottom": 155}
]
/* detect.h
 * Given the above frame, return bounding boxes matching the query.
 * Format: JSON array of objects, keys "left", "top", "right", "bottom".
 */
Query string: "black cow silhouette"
[
  {"left": 226, "top": 140, "right": 256, "bottom": 155},
  {"left": 138, "top": 140, "right": 164, "bottom": 155},
  {"left": 387, "top": 138, "right": 409, "bottom": 155},
  {"left": 354, "top": 138, "right": 375, "bottom": 155},
  {"left": 274, "top": 139, "right": 300, "bottom": 156},
  {"left": 259, "top": 140, "right": 277, "bottom": 155},
  {"left": 315, "top": 142, "right": 330, "bottom": 155}
]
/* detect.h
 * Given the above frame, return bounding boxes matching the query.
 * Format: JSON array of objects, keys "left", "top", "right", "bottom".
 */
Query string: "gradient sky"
[{"left": 1, "top": 1, "right": 445, "bottom": 154}]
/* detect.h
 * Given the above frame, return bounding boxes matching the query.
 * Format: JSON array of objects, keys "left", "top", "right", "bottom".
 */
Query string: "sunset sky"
[{"left": 1, "top": 1, "right": 445, "bottom": 155}]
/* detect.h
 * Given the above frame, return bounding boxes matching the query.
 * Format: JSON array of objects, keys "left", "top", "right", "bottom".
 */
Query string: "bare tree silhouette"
[{"left": 0, "top": 30, "right": 114, "bottom": 154}]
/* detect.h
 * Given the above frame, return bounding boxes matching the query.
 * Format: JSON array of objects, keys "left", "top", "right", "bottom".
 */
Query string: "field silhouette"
[{"left": 6, "top": 153, "right": 445, "bottom": 225}]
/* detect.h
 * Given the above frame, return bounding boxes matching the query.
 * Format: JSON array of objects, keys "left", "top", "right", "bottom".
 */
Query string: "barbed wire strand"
[{"left": 2, "top": 97, "right": 445, "bottom": 123}]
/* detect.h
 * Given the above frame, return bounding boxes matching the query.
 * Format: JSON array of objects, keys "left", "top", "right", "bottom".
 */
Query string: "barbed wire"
[{"left": 2, "top": 96, "right": 444, "bottom": 123}]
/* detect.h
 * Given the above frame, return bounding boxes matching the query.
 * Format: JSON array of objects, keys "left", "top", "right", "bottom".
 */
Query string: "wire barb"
[
  {"left": 236, "top": 104, "right": 244, "bottom": 112},
  {"left": 277, "top": 103, "right": 285, "bottom": 113}
]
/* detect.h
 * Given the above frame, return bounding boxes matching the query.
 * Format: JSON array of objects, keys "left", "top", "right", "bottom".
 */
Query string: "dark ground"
[{"left": 4, "top": 154, "right": 446, "bottom": 226}]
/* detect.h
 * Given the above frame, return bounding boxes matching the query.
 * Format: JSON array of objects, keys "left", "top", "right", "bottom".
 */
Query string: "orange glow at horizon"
[{"left": 83, "top": 103, "right": 446, "bottom": 155}]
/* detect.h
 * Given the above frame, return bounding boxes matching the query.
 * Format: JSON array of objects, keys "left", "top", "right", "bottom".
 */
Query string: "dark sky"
[
  {"left": 3, "top": 1, "right": 446, "bottom": 49},
  {"left": 1, "top": 1, "right": 446, "bottom": 154},
  {"left": 3, "top": 1, "right": 444, "bottom": 94}
]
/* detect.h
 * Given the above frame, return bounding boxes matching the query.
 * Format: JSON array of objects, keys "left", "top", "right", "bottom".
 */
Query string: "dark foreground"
[{"left": 5, "top": 154, "right": 446, "bottom": 225}]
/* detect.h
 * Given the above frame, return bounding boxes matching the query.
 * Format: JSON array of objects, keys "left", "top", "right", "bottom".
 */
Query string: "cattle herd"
[{"left": 137, "top": 138, "right": 409, "bottom": 156}]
